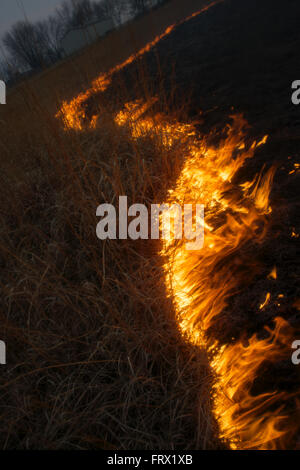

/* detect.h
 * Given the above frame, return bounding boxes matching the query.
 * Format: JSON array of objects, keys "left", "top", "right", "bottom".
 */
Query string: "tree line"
[{"left": 0, "top": 0, "right": 167, "bottom": 82}]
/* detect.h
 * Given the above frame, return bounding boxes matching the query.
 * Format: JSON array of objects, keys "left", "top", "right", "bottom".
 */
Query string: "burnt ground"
[{"left": 81, "top": 0, "right": 300, "bottom": 446}]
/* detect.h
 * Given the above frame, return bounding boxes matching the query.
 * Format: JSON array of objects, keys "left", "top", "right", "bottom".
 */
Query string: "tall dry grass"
[{"left": 0, "top": 31, "right": 222, "bottom": 449}]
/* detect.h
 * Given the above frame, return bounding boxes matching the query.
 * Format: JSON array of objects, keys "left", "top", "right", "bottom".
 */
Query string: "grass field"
[
  {"left": 0, "top": 0, "right": 299, "bottom": 450},
  {"left": 0, "top": 0, "right": 224, "bottom": 450}
]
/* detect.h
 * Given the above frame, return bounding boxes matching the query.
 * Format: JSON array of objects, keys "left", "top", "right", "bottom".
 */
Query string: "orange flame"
[
  {"left": 268, "top": 267, "right": 277, "bottom": 280},
  {"left": 259, "top": 292, "right": 271, "bottom": 310},
  {"left": 56, "top": 1, "right": 222, "bottom": 130},
  {"left": 56, "top": 0, "right": 298, "bottom": 449},
  {"left": 113, "top": 103, "right": 298, "bottom": 449}
]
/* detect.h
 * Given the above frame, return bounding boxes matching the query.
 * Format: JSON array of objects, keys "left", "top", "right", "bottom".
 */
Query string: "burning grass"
[
  {"left": 1, "top": 83, "right": 299, "bottom": 448},
  {"left": 0, "top": 0, "right": 299, "bottom": 451},
  {"left": 0, "top": 82, "right": 223, "bottom": 449}
]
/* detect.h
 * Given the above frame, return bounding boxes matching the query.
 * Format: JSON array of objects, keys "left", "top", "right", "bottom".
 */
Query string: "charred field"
[{"left": 0, "top": 0, "right": 299, "bottom": 450}]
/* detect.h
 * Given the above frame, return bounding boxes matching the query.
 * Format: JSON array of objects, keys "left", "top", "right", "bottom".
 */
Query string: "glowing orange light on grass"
[
  {"left": 113, "top": 103, "right": 298, "bottom": 449},
  {"left": 56, "top": 0, "right": 298, "bottom": 450},
  {"left": 57, "top": 1, "right": 222, "bottom": 130}
]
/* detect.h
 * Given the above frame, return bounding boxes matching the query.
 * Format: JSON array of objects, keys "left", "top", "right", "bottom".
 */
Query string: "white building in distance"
[{"left": 61, "top": 18, "right": 115, "bottom": 57}]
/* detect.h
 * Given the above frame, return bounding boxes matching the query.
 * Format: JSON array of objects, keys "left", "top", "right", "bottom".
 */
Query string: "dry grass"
[{"left": 0, "top": 1, "right": 221, "bottom": 449}]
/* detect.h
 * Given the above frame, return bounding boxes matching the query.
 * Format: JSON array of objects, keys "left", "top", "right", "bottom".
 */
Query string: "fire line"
[
  {"left": 57, "top": 2, "right": 299, "bottom": 450},
  {"left": 113, "top": 103, "right": 297, "bottom": 449},
  {"left": 56, "top": 0, "right": 223, "bottom": 131}
]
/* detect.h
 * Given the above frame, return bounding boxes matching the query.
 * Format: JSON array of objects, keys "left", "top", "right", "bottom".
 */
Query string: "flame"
[
  {"left": 157, "top": 116, "right": 297, "bottom": 449},
  {"left": 112, "top": 102, "right": 298, "bottom": 449},
  {"left": 56, "top": 0, "right": 298, "bottom": 449},
  {"left": 268, "top": 267, "right": 277, "bottom": 280},
  {"left": 56, "top": 1, "right": 222, "bottom": 130},
  {"left": 259, "top": 292, "right": 271, "bottom": 310},
  {"left": 291, "top": 229, "right": 299, "bottom": 238}
]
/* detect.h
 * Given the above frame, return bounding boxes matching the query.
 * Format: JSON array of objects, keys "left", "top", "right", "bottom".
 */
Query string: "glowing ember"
[
  {"left": 260, "top": 292, "right": 271, "bottom": 310},
  {"left": 268, "top": 267, "right": 277, "bottom": 280}
]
